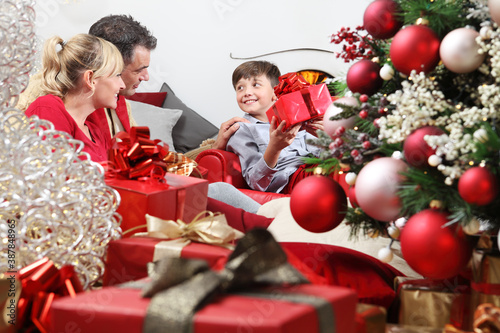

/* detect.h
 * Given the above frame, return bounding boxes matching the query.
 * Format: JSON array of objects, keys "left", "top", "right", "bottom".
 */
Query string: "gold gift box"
[{"left": 395, "top": 277, "right": 471, "bottom": 330}]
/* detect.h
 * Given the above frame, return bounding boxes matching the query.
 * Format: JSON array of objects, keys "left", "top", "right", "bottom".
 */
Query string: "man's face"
[{"left": 119, "top": 45, "right": 151, "bottom": 96}]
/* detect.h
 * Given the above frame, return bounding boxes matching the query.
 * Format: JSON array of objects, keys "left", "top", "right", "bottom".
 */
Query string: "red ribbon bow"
[
  {"left": 273, "top": 72, "right": 310, "bottom": 99},
  {"left": 16, "top": 257, "right": 83, "bottom": 332},
  {"left": 106, "top": 126, "right": 170, "bottom": 182}
]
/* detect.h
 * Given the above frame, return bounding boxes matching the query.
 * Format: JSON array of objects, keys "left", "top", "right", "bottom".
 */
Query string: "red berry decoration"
[
  {"left": 359, "top": 94, "right": 369, "bottom": 103},
  {"left": 390, "top": 25, "right": 441, "bottom": 76},
  {"left": 290, "top": 175, "right": 347, "bottom": 233},
  {"left": 363, "top": 0, "right": 403, "bottom": 39},
  {"left": 359, "top": 110, "right": 368, "bottom": 119},
  {"left": 400, "top": 209, "right": 472, "bottom": 280},
  {"left": 458, "top": 167, "right": 498, "bottom": 206},
  {"left": 403, "top": 126, "right": 445, "bottom": 168},
  {"left": 346, "top": 59, "right": 384, "bottom": 96}
]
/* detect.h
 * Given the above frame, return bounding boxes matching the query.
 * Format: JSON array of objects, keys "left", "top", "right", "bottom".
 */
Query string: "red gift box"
[
  {"left": 106, "top": 173, "right": 208, "bottom": 235},
  {"left": 102, "top": 237, "right": 231, "bottom": 286},
  {"left": 50, "top": 282, "right": 357, "bottom": 333},
  {"left": 266, "top": 83, "right": 332, "bottom": 130}
]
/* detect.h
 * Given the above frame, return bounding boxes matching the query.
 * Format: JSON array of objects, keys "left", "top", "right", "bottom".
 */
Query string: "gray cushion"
[
  {"left": 128, "top": 99, "right": 183, "bottom": 152},
  {"left": 160, "top": 83, "right": 218, "bottom": 153}
]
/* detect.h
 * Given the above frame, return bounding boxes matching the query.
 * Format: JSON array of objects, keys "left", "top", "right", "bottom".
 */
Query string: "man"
[{"left": 17, "top": 14, "right": 246, "bottom": 155}]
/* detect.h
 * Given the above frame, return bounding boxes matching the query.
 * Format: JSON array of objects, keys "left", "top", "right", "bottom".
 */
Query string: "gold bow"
[{"left": 124, "top": 211, "right": 244, "bottom": 250}]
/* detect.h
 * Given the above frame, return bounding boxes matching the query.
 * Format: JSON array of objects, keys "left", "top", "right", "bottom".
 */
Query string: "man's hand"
[{"left": 212, "top": 116, "right": 249, "bottom": 150}]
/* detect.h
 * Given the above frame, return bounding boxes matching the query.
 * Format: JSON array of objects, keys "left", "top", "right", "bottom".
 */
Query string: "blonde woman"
[{"left": 25, "top": 33, "right": 125, "bottom": 161}]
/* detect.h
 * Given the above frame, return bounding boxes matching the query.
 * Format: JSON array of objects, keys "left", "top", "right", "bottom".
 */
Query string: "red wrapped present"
[
  {"left": 103, "top": 211, "right": 241, "bottom": 286},
  {"left": 103, "top": 213, "right": 327, "bottom": 287},
  {"left": 51, "top": 229, "right": 357, "bottom": 333},
  {"left": 10, "top": 258, "right": 83, "bottom": 333},
  {"left": 266, "top": 73, "right": 332, "bottom": 130},
  {"left": 106, "top": 172, "right": 208, "bottom": 235}
]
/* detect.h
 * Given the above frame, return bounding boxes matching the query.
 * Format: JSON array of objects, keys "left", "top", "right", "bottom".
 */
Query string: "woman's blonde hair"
[{"left": 41, "top": 33, "right": 124, "bottom": 98}]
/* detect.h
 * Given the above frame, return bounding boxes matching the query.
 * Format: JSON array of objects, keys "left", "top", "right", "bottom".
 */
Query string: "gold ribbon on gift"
[
  {"left": 122, "top": 211, "right": 244, "bottom": 252},
  {"left": 133, "top": 228, "right": 335, "bottom": 333}
]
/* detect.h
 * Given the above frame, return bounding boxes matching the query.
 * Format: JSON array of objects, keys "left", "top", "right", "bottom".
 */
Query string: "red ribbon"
[
  {"left": 471, "top": 282, "right": 500, "bottom": 295},
  {"left": 17, "top": 257, "right": 83, "bottom": 332},
  {"left": 105, "top": 127, "right": 170, "bottom": 182},
  {"left": 273, "top": 72, "right": 310, "bottom": 98}
]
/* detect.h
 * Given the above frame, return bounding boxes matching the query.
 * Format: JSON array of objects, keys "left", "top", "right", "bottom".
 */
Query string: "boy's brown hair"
[{"left": 232, "top": 61, "right": 281, "bottom": 89}]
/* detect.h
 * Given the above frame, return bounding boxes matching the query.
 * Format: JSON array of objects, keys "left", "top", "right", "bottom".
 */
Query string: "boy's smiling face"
[{"left": 235, "top": 74, "right": 276, "bottom": 122}]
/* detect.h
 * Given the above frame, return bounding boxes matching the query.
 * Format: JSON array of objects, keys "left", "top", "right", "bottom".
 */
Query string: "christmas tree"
[{"left": 307, "top": 0, "right": 500, "bottom": 279}]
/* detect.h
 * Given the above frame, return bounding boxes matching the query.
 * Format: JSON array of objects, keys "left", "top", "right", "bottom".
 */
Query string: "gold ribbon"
[
  {"left": 124, "top": 211, "right": 244, "bottom": 250},
  {"left": 140, "top": 228, "right": 315, "bottom": 333}
]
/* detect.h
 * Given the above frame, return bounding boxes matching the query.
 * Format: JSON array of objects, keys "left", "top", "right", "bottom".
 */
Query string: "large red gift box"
[
  {"left": 106, "top": 173, "right": 208, "bottom": 235},
  {"left": 50, "top": 282, "right": 357, "bottom": 333},
  {"left": 102, "top": 237, "right": 231, "bottom": 286},
  {"left": 266, "top": 83, "right": 331, "bottom": 129}
]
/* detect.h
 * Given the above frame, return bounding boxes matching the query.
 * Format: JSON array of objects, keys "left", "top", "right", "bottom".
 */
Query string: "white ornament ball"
[
  {"left": 463, "top": 218, "right": 481, "bottom": 235},
  {"left": 323, "top": 97, "right": 358, "bottom": 139},
  {"left": 474, "top": 128, "right": 489, "bottom": 143},
  {"left": 395, "top": 217, "right": 407, "bottom": 229},
  {"left": 345, "top": 172, "right": 357, "bottom": 186},
  {"left": 439, "top": 27, "right": 485, "bottom": 73},
  {"left": 379, "top": 64, "right": 395, "bottom": 80},
  {"left": 490, "top": 0, "right": 500, "bottom": 26},
  {"left": 480, "top": 25, "right": 493, "bottom": 39},
  {"left": 378, "top": 247, "right": 394, "bottom": 263},
  {"left": 392, "top": 151, "right": 403, "bottom": 160},
  {"left": 355, "top": 157, "right": 408, "bottom": 221},
  {"left": 388, "top": 225, "right": 401, "bottom": 239},
  {"left": 428, "top": 154, "right": 442, "bottom": 167}
]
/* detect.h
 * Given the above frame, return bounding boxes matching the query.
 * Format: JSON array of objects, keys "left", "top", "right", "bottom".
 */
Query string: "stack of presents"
[{"left": 4, "top": 75, "right": 500, "bottom": 333}]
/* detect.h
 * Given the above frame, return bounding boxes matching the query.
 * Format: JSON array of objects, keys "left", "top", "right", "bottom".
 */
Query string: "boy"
[{"left": 227, "top": 61, "right": 324, "bottom": 194}]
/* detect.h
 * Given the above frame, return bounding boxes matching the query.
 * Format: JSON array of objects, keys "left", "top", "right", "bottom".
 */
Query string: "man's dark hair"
[
  {"left": 89, "top": 15, "right": 157, "bottom": 65},
  {"left": 232, "top": 61, "right": 281, "bottom": 89}
]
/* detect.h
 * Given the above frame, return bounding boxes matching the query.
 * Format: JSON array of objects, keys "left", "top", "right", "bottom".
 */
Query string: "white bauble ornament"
[
  {"left": 323, "top": 97, "right": 358, "bottom": 139},
  {"left": 379, "top": 64, "right": 395, "bottom": 80},
  {"left": 345, "top": 172, "right": 357, "bottom": 186},
  {"left": 355, "top": 157, "right": 408, "bottom": 221},
  {"left": 395, "top": 217, "right": 407, "bottom": 229},
  {"left": 428, "top": 154, "right": 442, "bottom": 167},
  {"left": 378, "top": 247, "right": 394, "bottom": 263},
  {"left": 440, "top": 28, "right": 485, "bottom": 73}
]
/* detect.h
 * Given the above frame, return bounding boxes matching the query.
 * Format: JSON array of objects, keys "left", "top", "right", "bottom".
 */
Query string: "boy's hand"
[
  {"left": 264, "top": 117, "right": 301, "bottom": 168},
  {"left": 269, "top": 117, "right": 301, "bottom": 149},
  {"left": 302, "top": 117, "right": 324, "bottom": 137},
  {"left": 212, "top": 116, "right": 250, "bottom": 150}
]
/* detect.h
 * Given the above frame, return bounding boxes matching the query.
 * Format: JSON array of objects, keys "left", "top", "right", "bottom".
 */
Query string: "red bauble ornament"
[
  {"left": 346, "top": 59, "right": 384, "bottom": 96},
  {"left": 363, "top": 0, "right": 403, "bottom": 39},
  {"left": 403, "top": 126, "right": 445, "bottom": 168},
  {"left": 458, "top": 167, "right": 498, "bottom": 205},
  {"left": 290, "top": 175, "right": 347, "bottom": 233},
  {"left": 390, "top": 25, "right": 441, "bottom": 76},
  {"left": 400, "top": 209, "right": 472, "bottom": 280}
]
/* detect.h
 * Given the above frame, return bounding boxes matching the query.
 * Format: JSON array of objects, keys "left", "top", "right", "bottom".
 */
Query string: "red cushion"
[
  {"left": 206, "top": 197, "right": 273, "bottom": 233},
  {"left": 126, "top": 92, "right": 168, "bottom": 107},
  {"left": 280, "top": 242, "right": 403, "bottom": 311}
]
